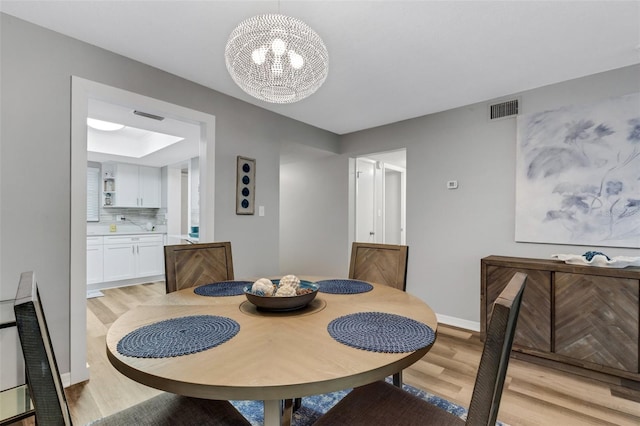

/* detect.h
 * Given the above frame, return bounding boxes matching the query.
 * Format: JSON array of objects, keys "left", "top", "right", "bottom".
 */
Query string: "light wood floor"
[{"left": 14, "top": 282, "right": 640, "bottom": 425}]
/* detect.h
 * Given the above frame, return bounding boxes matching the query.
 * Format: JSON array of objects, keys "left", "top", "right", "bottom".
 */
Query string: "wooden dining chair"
[
  {"left": 350, "top": 241, "right": 409, "bottom": 386},
  {"left": 296, "top": 243, "right": 408, "bottom": 411},
  {"left": 313, "top": 272, "right": 527, "bottom": 426},
  {"left": 164, "top": 242, "right": 234, "bottom": 293},
  {"left": 291, "top": 243, "right": 410, "bottom": 412},
  {"left": 13, "top": 271, "right": 250, "bottom": 426},
  {"left": 349, "top": 242, "right": 408, "bottom": 290}
]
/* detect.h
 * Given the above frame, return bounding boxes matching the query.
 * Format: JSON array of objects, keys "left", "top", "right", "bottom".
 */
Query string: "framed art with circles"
[{"left": 236, "top": 156, "right": 256, "bottom": 215}]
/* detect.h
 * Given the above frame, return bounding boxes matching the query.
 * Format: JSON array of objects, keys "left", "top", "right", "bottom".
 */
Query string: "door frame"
[
  {"left": 350, "top": 151, "right": 407, "bottom": 255},
  {"left": 382, "top": 163, "right": 406, "bottom": 245},
  {"left": 70, "top": 77, "right": 216, "bottom": 384}
]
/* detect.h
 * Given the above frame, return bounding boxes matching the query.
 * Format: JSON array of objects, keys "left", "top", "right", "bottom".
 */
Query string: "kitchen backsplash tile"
[{"left": 96, "top": 207, "right": 166, "bottom": 227}]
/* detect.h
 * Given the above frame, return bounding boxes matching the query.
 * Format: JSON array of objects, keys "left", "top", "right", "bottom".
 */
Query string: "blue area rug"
[{"left": 230, "top": 379, "right": 508, "bottom": 425}]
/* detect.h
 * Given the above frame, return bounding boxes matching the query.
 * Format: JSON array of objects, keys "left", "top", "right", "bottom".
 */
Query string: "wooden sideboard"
[{"left": 481, "top": 255, "right": 640, "bottom": 386}]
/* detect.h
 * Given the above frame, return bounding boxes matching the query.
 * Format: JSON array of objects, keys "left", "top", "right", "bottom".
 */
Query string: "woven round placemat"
[
  {"left": 316, "top": 279, "right": 373, "bottom": 294},
  {"left": 327, "top": 311, "right": 435, "bottom": 353},
  {"left": 194, "top": 280, "right": 253, "bottom": 297},
  {"left": 117, "top": 315, "right": 240, "bottom": 358}
]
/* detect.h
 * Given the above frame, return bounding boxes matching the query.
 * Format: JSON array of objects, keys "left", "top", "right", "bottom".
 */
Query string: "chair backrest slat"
[
  {"left": 348, "top": 242, "right": 408, "bottom": 291},
  {"left": 164, "top": 242, "right": 234, "bottom": 293},
  {"left": 466, "top": 272, "right": 527, "bottom": 426},
  {"left": 14, "top": 271, "right": 73, "bottom": 426}
]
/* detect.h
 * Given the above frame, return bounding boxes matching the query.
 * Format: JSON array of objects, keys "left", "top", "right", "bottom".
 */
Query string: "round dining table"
[{"left": 106, "top": 276, "right": 438, "bottom": 426}]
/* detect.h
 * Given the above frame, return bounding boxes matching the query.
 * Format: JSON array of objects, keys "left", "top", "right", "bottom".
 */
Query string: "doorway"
[
  {"left": 353, "top": 149, "right": 406, "bottom": 245},
  {"left": 87, "top": 98, "right": 202, "bottom": 250},
  {"left": 70, "top": 77, "right": 216, "bottom": 384}
]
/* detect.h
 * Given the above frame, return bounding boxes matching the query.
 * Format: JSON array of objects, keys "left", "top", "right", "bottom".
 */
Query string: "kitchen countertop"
[
  {"left": 87, "top": 230, "right": 167, "bottom": 236},
  {"left": 87, "top": 224, "right": 168, "bottom": 236},
  {"left": 168, "top": 234, "right": 199, "bottom": 242}
]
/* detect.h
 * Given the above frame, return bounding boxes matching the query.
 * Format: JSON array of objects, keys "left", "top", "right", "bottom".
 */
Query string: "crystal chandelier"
[{"left": 225, "top": 14, "right": 329, "bottom": 104}]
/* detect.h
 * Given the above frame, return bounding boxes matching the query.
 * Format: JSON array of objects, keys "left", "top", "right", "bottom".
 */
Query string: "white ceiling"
[
  {"left": 87, "top": 99, "right": 201, "bottom": 168},
  {"left": 1, "top": 1, "right": 639, "bottom": 135}
]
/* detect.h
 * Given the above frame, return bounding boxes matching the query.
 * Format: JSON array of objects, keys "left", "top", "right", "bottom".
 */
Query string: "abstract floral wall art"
[{"left": 515, "top": 93, "right": 640, "bottom": 248}]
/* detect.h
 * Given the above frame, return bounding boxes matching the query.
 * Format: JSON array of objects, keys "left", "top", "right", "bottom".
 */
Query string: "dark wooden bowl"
[{"left": 244, "top": 280, "right": 318, "bottom": 311}]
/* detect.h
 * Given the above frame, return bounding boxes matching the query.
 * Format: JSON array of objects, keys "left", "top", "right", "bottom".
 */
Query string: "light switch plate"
[
  {"left": 259, "top": 206, "right": 265, "bottom": 216},
  {"left": 447, "top": 180, "right": 458, "bottom": 189}
]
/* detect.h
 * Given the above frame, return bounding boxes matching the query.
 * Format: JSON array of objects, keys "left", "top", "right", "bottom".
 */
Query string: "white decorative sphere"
[
  {"left": 275, "top": 285, "right": 297, "bottom": 297},
  {"left": 279, "top": 275, "right": 301, "bottom": 289},
  {"left": 251, "top": 278, "right": 275, "bottom": 296}
]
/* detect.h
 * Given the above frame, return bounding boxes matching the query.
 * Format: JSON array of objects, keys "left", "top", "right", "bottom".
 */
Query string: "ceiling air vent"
[
  {"left": 133, "top": 110, "right": 165, "bottom": 121},
  {"left": 489, "top": 99, "right": 519, "bottom": 120}
]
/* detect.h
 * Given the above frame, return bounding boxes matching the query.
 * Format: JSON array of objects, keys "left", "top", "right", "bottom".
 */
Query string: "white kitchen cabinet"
[
  {"left": 136, "top": 239, "right": 165, "bottom": 277},
  {"left": 105, "top": 163, "right": 161, "bottom": 208},
  {"left": 138, "top": 166, "right": 162, "bottom": 208},
  {"left": 103, "top": 242, "right": 137, "bottom": 281},
  {"left": 103, "top": 234, "right": 164, "bottom": 282},
  {"left": 114, "top": 163, "right": 139, "bottom": 208},
  {"left": 86, "top": 236, "right": 104, "bottom": 284}
]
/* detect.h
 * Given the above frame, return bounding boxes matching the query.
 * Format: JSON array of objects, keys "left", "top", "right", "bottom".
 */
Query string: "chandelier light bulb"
[
  {"left": 225, "top": 13, "right": 329, "bottom": 104},
  {"left": 271, "top": 38, "right": 287, "bottom": 56},
  {"left": 251, "top": 46, "right": 267, "bottom": 65},
  {"left": 288, "top": 50, "right": 304, "bottom": 69}
]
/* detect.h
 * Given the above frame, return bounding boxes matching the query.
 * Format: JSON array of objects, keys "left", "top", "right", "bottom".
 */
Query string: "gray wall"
[
  {"left": 281, "top": 65, "right": 640, "bottom": 325},
  {"left": 280, "top": 155, "right": 351, "bottom": 276},
  {"left": 343, "top": 64, "right": 640, "bottom": 323},
  {"left": 0, "top": 13, "right": 339, "bottom": 376}
]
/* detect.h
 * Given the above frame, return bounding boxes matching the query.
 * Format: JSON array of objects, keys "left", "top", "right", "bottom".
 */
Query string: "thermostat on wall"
[{"left": 447, "top": 180, "right": 458, "bottom": 189}]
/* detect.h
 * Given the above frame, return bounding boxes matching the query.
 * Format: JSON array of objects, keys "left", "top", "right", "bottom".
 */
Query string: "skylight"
[{"left": 87, "top": 124, "right": 184, "bottom": 158}]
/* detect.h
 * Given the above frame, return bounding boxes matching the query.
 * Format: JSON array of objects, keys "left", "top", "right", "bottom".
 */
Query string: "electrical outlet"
[{"left": 447, "top": 180, "right": 458, "bottom": 189}]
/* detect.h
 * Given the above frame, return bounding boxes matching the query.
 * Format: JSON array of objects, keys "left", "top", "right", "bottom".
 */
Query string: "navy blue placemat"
[
  {"left": 117, "top": 315, "right": 240, "bottom": 358},
  {"left": 328, "top": 312, "right": 435, "bottom": 353},
  {"left": 194, "top": 280, "right": 253, "bottom": 297},
  {"left": 317, "top": 279, "right": 374, "bottom": 294}
]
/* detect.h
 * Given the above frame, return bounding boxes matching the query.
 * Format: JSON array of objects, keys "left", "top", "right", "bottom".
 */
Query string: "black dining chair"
[
  {"left": 312, "top": 272, "right": 527, "bottom": 426},
  {"left": 14, "top": 271, "right": 250, "bottom": 425}
]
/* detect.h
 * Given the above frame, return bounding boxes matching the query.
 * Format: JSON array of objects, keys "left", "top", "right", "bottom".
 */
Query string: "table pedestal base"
[{"left": 263, "top": 398, "right": 295, "bottom": 426}]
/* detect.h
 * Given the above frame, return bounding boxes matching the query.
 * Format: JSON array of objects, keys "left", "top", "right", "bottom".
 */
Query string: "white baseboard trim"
[
  {"left": 61, "top": 372, "right": 71, "bottom": 388},
  {"left": 62, "top": 362, "right": 90, "bottom": 388},
  {"left": 436, "top": 314, "right": 480, "bottom": 332},
  {"left": 87, "top": 275, "right": 164, "bottom": 293}
]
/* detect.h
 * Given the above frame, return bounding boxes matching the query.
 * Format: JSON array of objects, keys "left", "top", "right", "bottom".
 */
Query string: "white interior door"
[
  {"left": 356, "top": 159, "right": 376, "bottom": 242},
  {"left": 384, "top": 169, "right": 402, "bottom": 244}
]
